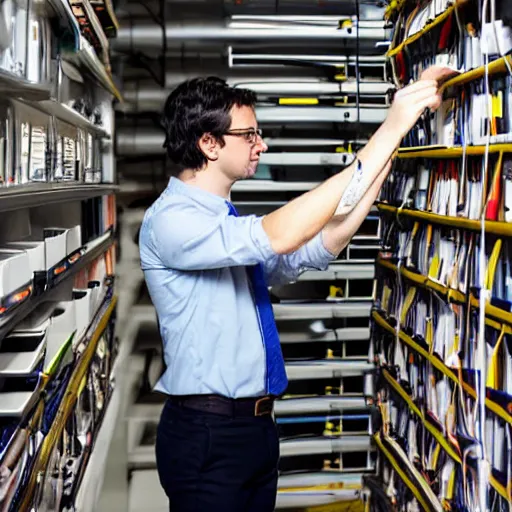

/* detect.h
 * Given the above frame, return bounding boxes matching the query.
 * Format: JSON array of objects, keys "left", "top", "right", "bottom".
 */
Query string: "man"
[{"left": 139, "top": 71, "right": 443, "bottom": 511}]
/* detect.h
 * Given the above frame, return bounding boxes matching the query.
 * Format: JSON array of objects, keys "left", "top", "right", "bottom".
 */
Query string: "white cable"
[
  {"left": 476, "top": 0, "right": 491, "bottom": 509},
  {"left": 507, "top": 425, "right": 512, "bottom": 512}
]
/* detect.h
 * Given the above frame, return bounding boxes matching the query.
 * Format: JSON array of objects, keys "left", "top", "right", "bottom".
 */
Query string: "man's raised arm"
[{"left": 262, "top": 78, "right": 442, "bottom": 255}]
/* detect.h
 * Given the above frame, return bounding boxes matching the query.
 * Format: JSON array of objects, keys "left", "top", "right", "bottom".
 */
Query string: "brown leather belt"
[{"left": 168, "top": 394, "right": 275, "bottom": 417}]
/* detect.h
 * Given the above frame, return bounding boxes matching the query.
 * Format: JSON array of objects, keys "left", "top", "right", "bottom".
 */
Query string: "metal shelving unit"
[
  {"left": 0, "top": 183, "right": 118, "bottom": 213},
  {"left": 26, "top": 100, "right": 111, "bottom": 138},
  {"left": 0, "top": 232, "right": 114, "bottom": 342},
  {"left": 0, "top": 70, "right": 52, "bottom": 101},
  {"left": 0, "top": 0, "right": 121, "bottom": 509}
]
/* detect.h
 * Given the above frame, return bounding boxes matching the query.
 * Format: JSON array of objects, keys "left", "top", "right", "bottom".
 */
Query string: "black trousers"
[{"left": 155, "top": 399, "right": 280, "bottom": 511}]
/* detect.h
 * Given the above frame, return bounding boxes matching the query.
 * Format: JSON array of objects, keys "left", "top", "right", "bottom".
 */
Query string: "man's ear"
[{"left": 198, "top": 133, "right": 219, "bottom": 161}]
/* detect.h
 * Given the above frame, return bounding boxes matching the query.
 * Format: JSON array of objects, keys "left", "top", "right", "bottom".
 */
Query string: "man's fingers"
[
  {"left": 395, "top": 79, "right": 438, "bottom": 98},
  {"left": 401, "top": 85, "right": 440, "bottom": 105},
  {"left": 415, "top": 93, "right": 443, "bottom": 114},
  {"left": 420, "top": 66, "right": 460, "bottom": 83}
]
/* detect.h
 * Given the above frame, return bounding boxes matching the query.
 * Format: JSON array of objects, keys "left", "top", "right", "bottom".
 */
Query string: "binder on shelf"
[{"left": 12, "top": 300, "right": 72, "bottom": 368}]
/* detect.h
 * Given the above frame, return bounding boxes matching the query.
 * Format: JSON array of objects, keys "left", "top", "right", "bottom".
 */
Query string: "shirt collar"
[{"left": 167, "top": 177, "right": 231, "bottom": 213}]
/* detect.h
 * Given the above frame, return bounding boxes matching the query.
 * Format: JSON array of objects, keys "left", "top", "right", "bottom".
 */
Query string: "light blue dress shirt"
[{"left": 139, "top": 177, "right": 335, "bottom": 398}]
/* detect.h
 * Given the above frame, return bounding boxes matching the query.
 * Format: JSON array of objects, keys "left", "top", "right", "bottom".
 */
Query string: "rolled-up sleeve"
[
  {"left": 264, "top": 231, "right": 335, "bottom": 286},
  {"left": 148, "top": 206, "right": 276, "bottom": 270}
]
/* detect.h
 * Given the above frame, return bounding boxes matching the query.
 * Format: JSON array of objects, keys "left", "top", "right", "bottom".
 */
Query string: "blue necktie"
[{"left": 226, "top": 201, "right": 288, "bottom": 396}]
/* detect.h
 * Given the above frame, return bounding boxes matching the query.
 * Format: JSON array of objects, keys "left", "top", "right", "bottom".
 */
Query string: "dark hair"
[{"left": 161, "top": 76, "right": 257, "bottom": 171}]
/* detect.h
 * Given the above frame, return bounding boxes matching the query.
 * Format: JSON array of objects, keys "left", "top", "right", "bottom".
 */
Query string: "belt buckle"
[{"left": 254, "top": 397, "right": 272, "bottom": 416}]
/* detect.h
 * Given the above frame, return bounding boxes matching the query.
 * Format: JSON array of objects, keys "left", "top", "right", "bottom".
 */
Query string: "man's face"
[{"left": 217, "top": 105, "right": 268, "bottom": 182}]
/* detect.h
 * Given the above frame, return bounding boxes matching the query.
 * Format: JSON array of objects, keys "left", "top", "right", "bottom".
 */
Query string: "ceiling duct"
[
  {"left": 116, "top": 0, "right": 385, "bottom": 20},
  {"left": 113, "top": 18, "right": 387, "bottom": 52}
]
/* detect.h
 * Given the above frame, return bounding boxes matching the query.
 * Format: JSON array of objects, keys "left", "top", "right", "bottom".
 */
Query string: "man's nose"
[{"left": 255, "top": 136, "right": 268, "bottom": 153}]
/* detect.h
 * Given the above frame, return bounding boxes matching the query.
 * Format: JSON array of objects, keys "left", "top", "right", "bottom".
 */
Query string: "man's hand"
[
  {"left": 420, "top": 65, "right": 461, "bottom": 84},
  {"left": 383, "top": 66, "right": 457, "bottom": 140},
  {"left": 384, "top": 80, "right": 442, "bottom": 140}
]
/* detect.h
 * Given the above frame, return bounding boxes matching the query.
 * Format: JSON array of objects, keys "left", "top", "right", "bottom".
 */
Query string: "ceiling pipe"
[
  {"left": 122, "top": 64, "right": 322, "bottom": 83},
  {"left": 119, "top": 52, "right": 386, "bottom": 88},
  {"left": 115, "top": 1, "right": 385, "bottom": 21},
  {"left": 117, "top": 127, "right": 165, "bottom": 157},
  {"left": 117, "top": 78, "right": 391, "bottom": 114},
  {"left": 116, "top": 0, "right": 223, "bottom": 19},
  {"left": 113, "top": 19, "right": 387, "bottom": 52}
]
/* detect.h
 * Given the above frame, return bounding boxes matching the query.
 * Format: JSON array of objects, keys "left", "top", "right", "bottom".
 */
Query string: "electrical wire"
[
  {"left": 475, "top": 0, "right": 492, "bottom": 509},
  {"left": 355, "top": 0, "right": 361, "bottom": 125},
  {"left": 504, "top": 423, "right": 512, "bottom": 512},
  {"left": 488, "top": 4, "right": 512, "bottom": 508}
]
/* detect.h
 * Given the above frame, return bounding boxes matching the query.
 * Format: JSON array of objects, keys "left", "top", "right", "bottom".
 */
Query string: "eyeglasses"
[{"left": 224, "top": 128, "right": 263, "bottom": 145}]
